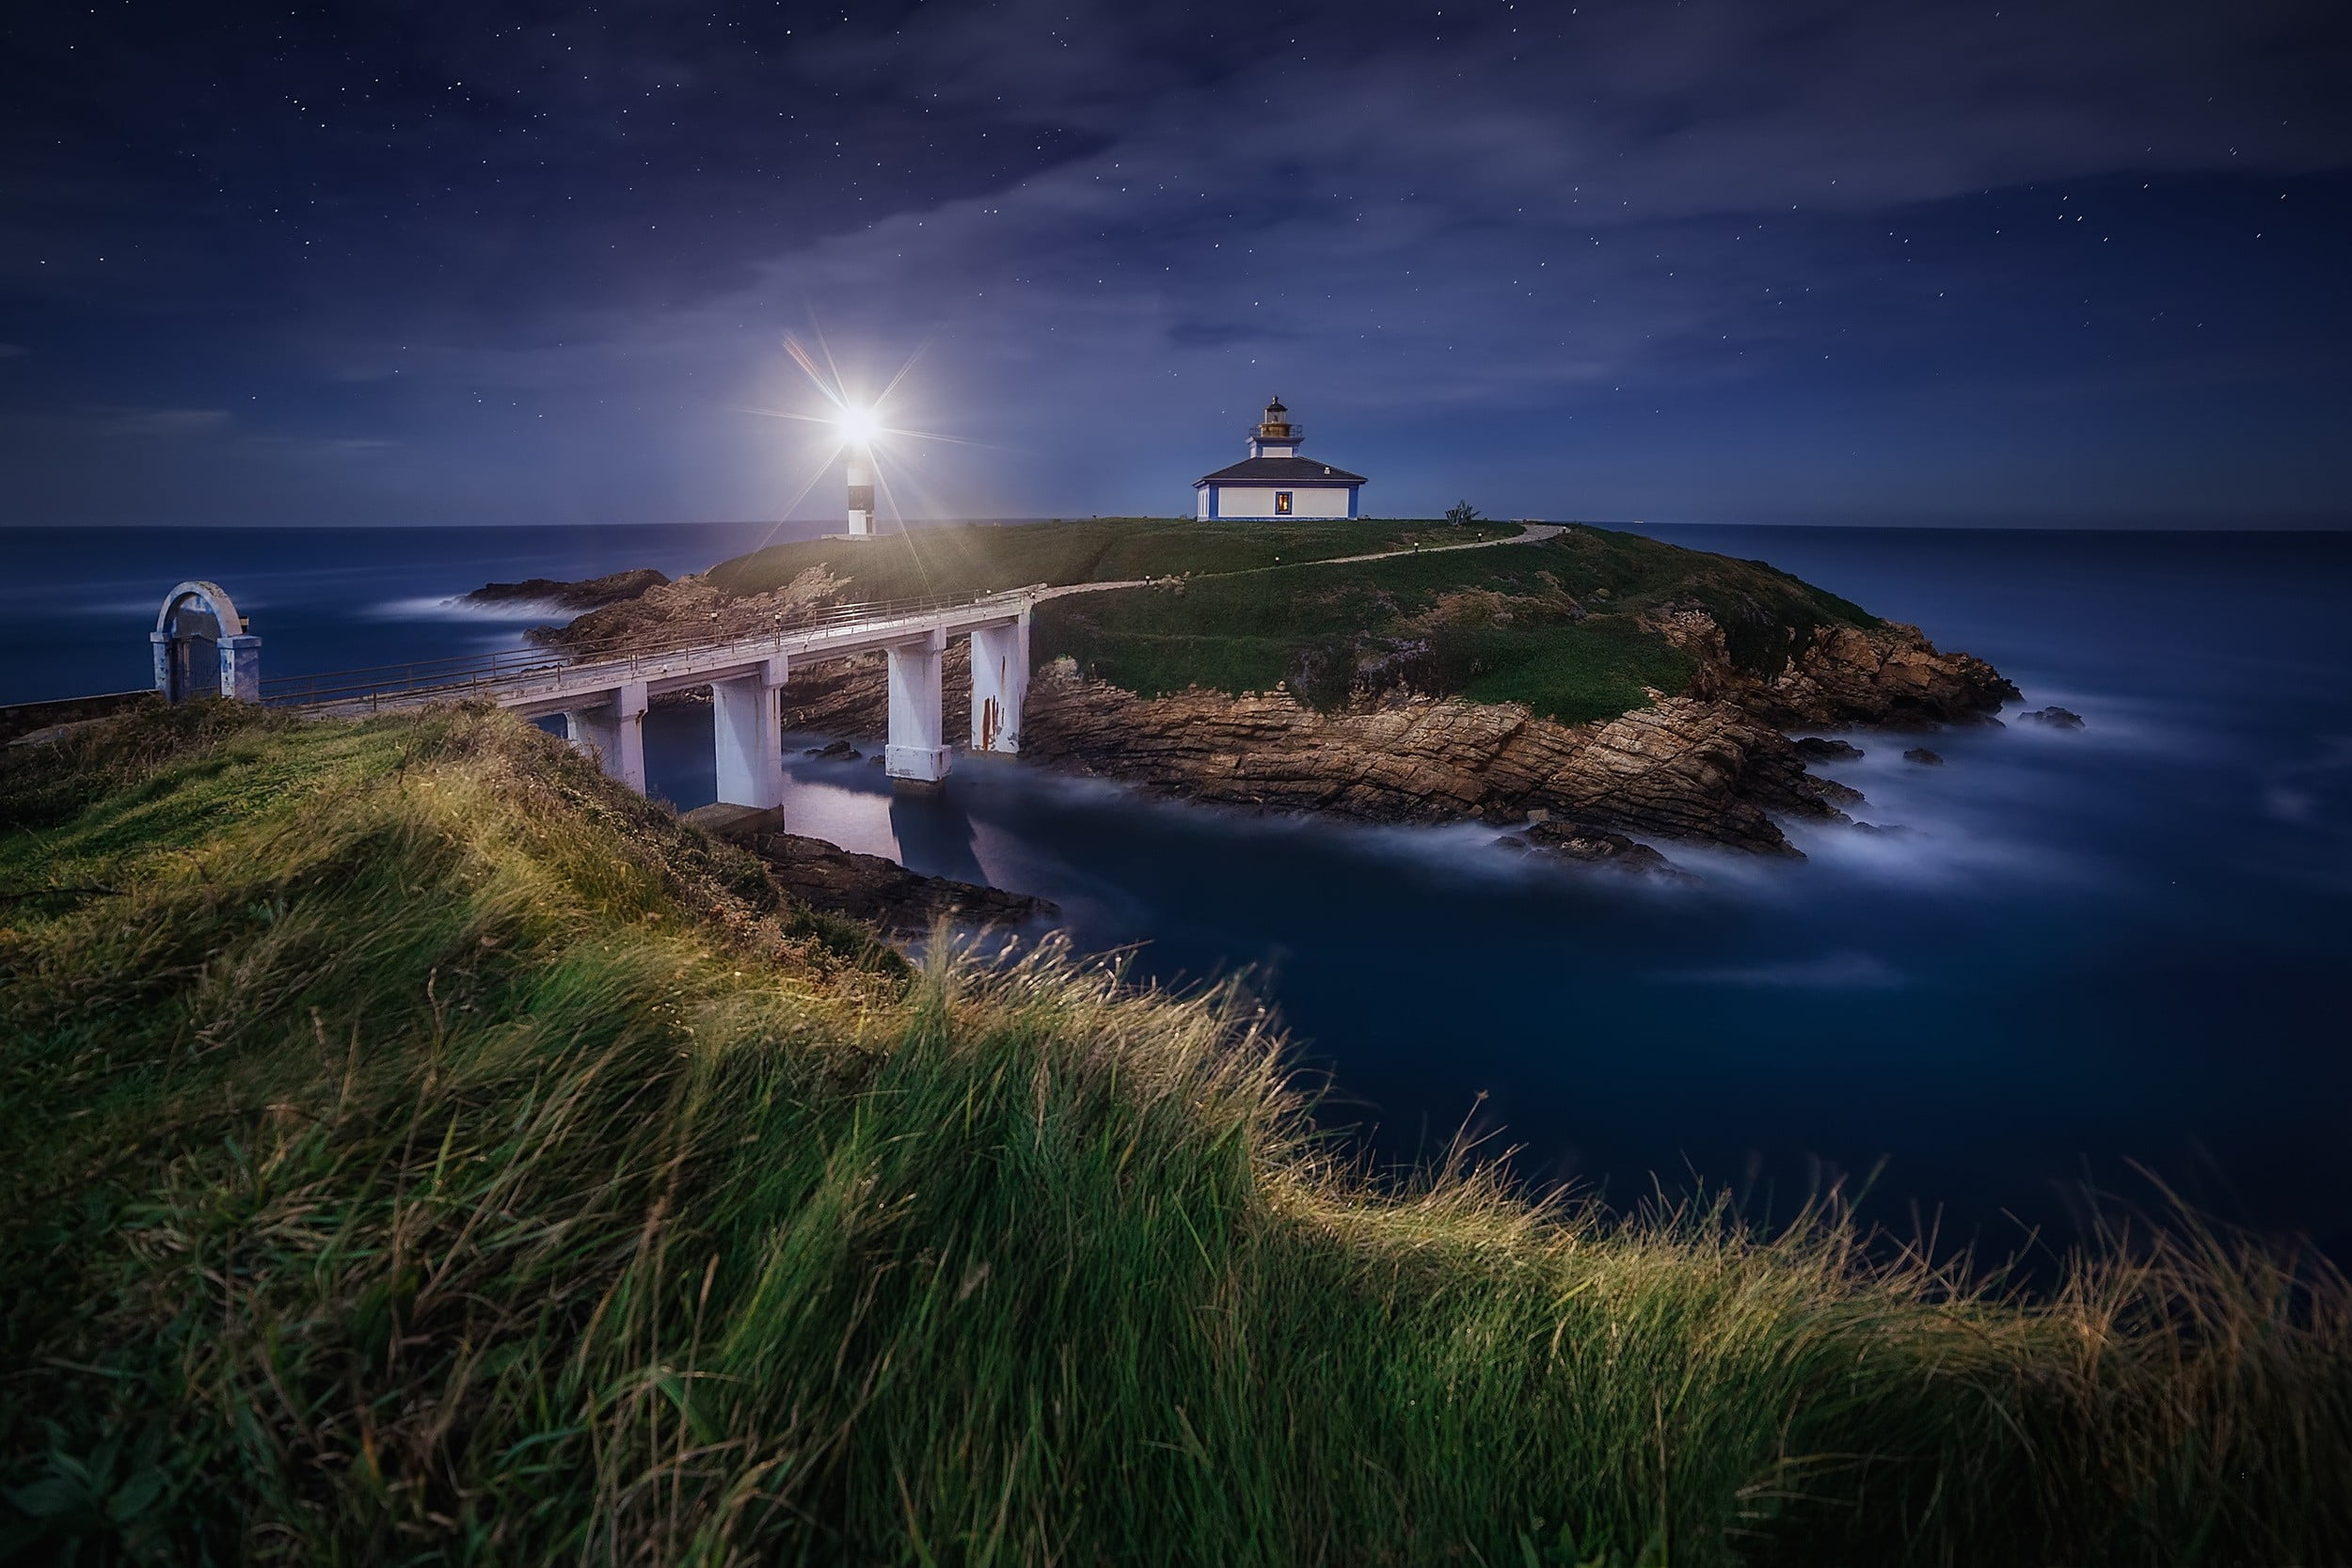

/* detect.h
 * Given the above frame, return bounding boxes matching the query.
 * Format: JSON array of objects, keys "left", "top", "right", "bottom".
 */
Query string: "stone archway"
[{"left": 152, "top": 581, "right": 262, "bottom": 702}]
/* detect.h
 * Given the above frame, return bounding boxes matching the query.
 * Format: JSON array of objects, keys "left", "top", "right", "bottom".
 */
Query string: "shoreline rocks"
[
  {"left": 527, "top": 573, "right": 2016, "bottom": 863},
  {"left": 764, "top": 622, "right": 2003, "bottom": 860},
  {"left": 1499, "top": 819, "right": 1694, "bottom": 881},
  {"left": 460, "top": 568, "right": 670, "bottom": 611},
  {"left": 743, "top": 831, "right": 1055, "bottom": 931}
]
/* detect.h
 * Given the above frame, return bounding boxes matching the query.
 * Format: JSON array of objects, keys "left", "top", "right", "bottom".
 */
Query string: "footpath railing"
[{"left": 262, "top": 589, "right": 1035, "bottom": 711}]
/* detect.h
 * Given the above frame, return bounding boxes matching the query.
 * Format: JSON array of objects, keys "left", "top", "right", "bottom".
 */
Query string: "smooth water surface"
[{"left": 9, "top": 523, "right": 2349, "bottom": 1258}]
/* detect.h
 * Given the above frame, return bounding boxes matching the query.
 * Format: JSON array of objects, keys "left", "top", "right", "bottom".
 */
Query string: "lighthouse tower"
[
  {"left": 1191, "top": 396, "right": 1369, "bottom": 520},
  {"left": 845, "top": 443, "right": 877, "bottom": 536},
  {"left": 1249, "top": 397, "right": 1301, "bottom": 458}
]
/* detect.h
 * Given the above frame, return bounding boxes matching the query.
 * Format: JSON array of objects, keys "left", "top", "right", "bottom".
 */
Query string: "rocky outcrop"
[
  {"left": 1016, "top": 665, "right": 1849, "bottom": 855},
  {"left": 1645, "top": 609, "right": 2018, "bottom": 729},
  {"left": 530, "top": 566, "right": 849, "bottom": 655},
  {"left": 461, "top": 568, "right": 670, "bottom": 611},
  {"left": 1500, "top": 820, "right": 1687, "bottom": 879},
  {"left": 2017, "top": 706, "right": 2086, "bottom": 729},
  {"left": 775, "top": 647, "right": 1867, "bottom": 856},
  {"left": 548, "top": 578, "right": 2012, "bottom": 862},
  {"left": 743, "top": 831, "right": 1055, "bottom": 930}
]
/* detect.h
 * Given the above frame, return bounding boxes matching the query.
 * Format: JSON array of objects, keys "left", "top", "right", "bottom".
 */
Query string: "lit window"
[{"left": 1274, "top": 491, "right": 1293, "bottom": 515}]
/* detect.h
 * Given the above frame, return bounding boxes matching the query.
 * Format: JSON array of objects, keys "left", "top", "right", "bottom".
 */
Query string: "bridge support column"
[
  {"left": 968, "top": 614, "right": 1028, "bottom": 753},
  {"left": 884, "top": 629, "right": 950, "bottom": 788},
  {"left": 564, "top": 680, "right": 646, "bottom": 794},
  {"left": 712, "top": 654, "right": 788, "bottom": 814}
]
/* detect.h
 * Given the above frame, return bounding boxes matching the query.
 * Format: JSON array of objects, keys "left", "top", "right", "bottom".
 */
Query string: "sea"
[{"left": 7, "top": 521, "right": 2350, "bottom": 1262}]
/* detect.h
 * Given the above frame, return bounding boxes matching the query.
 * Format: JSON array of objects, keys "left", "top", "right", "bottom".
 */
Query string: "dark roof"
[{"left": 1194, "top": 455, "right": 1367, "bottom": 485}]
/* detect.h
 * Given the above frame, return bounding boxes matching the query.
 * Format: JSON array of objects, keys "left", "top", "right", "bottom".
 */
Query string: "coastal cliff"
[
  {"left": 768, "top": 606, "right": 2008, "bottom": 856},
  {"left": 7, "top": 703, "right": 2336, "bottom": 1563},
  {"left": 505, "top": 519, "right": 2021, "bottom": 860}
]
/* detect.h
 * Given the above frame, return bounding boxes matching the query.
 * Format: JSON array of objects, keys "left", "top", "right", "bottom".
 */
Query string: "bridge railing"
[{"left": 262, "top": 588, "right": 1038, "bottom": 711}]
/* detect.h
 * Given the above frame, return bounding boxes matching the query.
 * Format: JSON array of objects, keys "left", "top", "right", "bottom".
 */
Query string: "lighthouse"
[
  {"left": 845, "top": 442, "right": 877, "bottom": 536},
  {"left": 1192, "top": 397, "right": 1368, "bottom": 520}
]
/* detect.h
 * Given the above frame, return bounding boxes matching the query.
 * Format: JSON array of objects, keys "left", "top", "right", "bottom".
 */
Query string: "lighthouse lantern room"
[{"left": 1193, "top": 397, "right": 1368, "bottom": 520}]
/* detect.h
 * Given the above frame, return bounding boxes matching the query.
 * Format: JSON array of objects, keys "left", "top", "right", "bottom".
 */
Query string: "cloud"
[
  {"left": 93, "top": 406, "right": 232, "bottom": 436},
  {"left": 1656, "top": 952, "right": 1910, "bottom": 990},
  {"left": 6, "top": 0, "right": 2347, "bottom": 523}
]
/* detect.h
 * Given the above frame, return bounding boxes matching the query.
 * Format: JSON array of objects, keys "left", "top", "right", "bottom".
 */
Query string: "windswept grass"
[
  {"left": 701, "top": 516, "right": 1522, "bottom": 602},
  {"left": 3, "top": 704, "right": 2346, "bottom": 1564},
  {"left": 1031, "top": 525, "right": 1865, "bottom": 721}
]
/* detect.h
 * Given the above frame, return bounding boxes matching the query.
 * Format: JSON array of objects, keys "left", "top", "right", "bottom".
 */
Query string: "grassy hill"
[
  {"left": 4, "top": 703, "right": 2345, "bottom": 1563},
  {"left": 703, "top": 515, "right": 1526, "bottom": 600},
  {"left": 704, "top": 518, "right": 1880, "bottom": 726}
]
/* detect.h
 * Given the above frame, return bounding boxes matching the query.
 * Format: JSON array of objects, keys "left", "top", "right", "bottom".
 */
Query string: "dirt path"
[{"left": 1029, "top": 522, "right": 1568, "bottom": 603}]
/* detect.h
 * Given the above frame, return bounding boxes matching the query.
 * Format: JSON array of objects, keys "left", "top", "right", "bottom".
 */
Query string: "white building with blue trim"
[{"left": 1193, "top": 397, "right": 1368, "bottom": 519}]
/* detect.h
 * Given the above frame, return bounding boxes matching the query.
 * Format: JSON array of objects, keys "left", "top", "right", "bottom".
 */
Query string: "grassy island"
[
  {"left": 701, "top": 518, "right": 1879, "bottom": 724},
  {"left": 4, "top": 703, "right": 2347, "bottom": 1563}
]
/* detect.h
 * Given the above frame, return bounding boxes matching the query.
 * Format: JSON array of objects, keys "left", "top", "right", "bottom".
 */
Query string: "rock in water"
[
  {"left": 1795, "top": 736, "right": 1866, "bottom": 762},
  {"left": 2016, "top": 706, "right": 2086, "bottom": 729},
  {"left": 1502, "top": 820, "right": 1691, "bottom": 879},
  {"left": 745, "top": 832, "right": 1055, "bottom": 931},
  {"left": 1903, "top": 747, "right": 1946, "bottom": 766},
  {"left": 461, "top": 568, "right": 670, "bottom": 610}
]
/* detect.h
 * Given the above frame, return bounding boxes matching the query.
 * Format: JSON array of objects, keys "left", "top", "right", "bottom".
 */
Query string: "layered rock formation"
[
  {"left": 528, "top": 566, "right": 849, "bottom": 655},
  {"left": 460, "top": 568, "right": 670, "bottom": 611},
  {"left": 769, "top": 609, "right": 2011, "bottom": 859},
  {"left": 1499, "top": 819, "right": 1686, "bottom": 878},
  {"left": 1645, "top": 608, "right": 2018, "bottom": 729},
  {"left": 495, "top": 547, "right": 2016, "bottom": 864},
  {"left": 743, "top": 831, "right": 1055, "bottom": 930}
]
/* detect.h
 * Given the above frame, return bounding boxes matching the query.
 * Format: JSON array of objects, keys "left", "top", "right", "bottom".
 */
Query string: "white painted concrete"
[
  {"left": 267, "top": 589, "right": 1048, "bottom": 806},
  {"left": 565, "top": 680, "right": 647, "bottom": 793},
  {"left": 884, "top": 628, "right": 950, "bottom": 784},
  {"left": 1208, "top": 484, "right": 1353, "bottom": 520},
  {"left": 846, "top": 445, "right": 876, "bottom": 536},
  {"left": 711, "top": 653, "right": 788, "bottom": 810},
  {"left": 969, "top": 614, "right": 1029, "bottom": 753}
]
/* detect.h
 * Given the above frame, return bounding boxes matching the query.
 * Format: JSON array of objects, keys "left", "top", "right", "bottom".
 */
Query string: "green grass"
[
  {"left": 4, "top": 704, "right": 2346, "bottom": 1564},
  {"left": 648, "top": 519, "right": 1875, "bottom": 727},
  {"left": 703, "top": 516, "right": 1522, "bottom": 602},
  {"left": 1030, "top": 524, "right": 1851, "bottom": 721}
]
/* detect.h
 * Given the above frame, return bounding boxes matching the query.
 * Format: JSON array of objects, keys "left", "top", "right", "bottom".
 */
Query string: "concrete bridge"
[{"left": 149, "top": 579, "right": 1034, "bottom": 813}]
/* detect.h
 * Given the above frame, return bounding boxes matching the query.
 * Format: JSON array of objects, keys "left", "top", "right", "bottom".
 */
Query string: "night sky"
[{"left": 4, "top": 0, "right": 2347, "bottom": 529}]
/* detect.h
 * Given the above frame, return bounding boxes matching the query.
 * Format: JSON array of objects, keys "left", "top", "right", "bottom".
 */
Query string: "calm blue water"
[{"left": 8, "top": 523, "right": 2350, "bottom": 1259}]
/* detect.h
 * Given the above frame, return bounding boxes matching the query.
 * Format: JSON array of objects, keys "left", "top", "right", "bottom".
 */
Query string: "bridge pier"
[
  {"left": 884, "top": 628, "right": 950, "bottom": 788},
  {"left": 969, "top": 614, "right": 1029, "bottom": 753},
  {"left": 240, "top": 584, "right": 1045, "bottom": 812},
  {"left": 564, "top": 680, "right": 646, "bottom": 793},
  {"left": 712, "top": 655, "right": 788, "bottom": 814}
]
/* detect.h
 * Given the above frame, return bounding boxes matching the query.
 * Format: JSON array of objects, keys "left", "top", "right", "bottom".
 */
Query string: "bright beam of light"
[{"left": 745, "top": 327, "right": 1005, "bottom": 557}]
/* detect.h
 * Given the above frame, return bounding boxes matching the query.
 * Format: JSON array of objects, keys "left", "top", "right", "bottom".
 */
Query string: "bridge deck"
[{"left": 265, "top": 589, "right": 1036, "bottom": 715}]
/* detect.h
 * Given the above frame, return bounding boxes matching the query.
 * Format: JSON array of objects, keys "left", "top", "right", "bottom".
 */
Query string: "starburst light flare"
[{"left": 740, "top": 329, "right": 988, "bottom": 546}]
